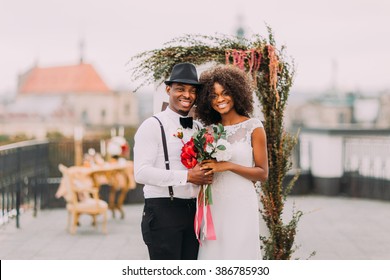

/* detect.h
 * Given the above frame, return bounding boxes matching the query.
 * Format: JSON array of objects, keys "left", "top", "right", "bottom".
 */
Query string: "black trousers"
[{"left": 141, "top": 197, "right": 199, "bottom": 260}]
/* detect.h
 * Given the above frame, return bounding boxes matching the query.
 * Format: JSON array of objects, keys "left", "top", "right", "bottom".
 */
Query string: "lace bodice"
[
  {"left": 221, "top": 118, "right": 263, "bottom": 167},
  {"left": 225, "top": 118, "right": 263, "bottom": 145}
]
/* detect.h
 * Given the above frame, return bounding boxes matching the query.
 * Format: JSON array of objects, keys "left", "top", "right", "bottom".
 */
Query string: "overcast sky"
[{"left": 1, "top": 0, "right": 389, "bottom": 96}]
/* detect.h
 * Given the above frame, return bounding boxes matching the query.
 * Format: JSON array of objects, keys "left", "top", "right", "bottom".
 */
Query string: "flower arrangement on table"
[
  {"left": 107, "top": 136, "right": 129, "bottom": 160},
  {"left": 177, "top": 123, "right": 231, "bottom": 242}
]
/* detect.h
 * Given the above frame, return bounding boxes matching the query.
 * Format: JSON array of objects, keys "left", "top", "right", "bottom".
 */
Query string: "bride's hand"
[{"left": 201, "top": 159, "right": 229, "bottom": 175}]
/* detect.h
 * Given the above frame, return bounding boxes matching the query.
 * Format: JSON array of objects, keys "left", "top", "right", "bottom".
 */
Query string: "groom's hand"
[{"left": 187, "top": 164, "right": 213, "bottom": 185}]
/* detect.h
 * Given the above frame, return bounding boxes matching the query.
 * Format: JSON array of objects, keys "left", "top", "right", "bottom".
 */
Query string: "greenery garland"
[{"left": 130, "top": 27, "right": 303, "bottom": 260}]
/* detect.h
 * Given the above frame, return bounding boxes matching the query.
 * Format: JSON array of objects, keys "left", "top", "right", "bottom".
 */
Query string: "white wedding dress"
[{"left": 198, "top": 118, "right": 264, "bottom": 260}]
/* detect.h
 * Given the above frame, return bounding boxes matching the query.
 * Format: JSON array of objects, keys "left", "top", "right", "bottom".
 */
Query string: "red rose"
[
  {"left": 203, "top": 132, "right": 214, "bottom": 150},
  {"left": 180, "top": 138, "right": 198, "bottom": 169},
  {"left": 204, "top": 133, "right": 214, "bottom": 144},
  {"left": 121, "top": 144, "right": 129, "bottom": 154},
  {"left": 183, "top": 139, "right": 197, "bottom": 157},
  {"left": 181, "top": 156, "right": 198, "bottom": 169}
]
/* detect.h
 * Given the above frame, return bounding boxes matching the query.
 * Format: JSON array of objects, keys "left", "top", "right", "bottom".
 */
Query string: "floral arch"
[{"left": 131, "top": 28, "right": 303, "bottom": 260}]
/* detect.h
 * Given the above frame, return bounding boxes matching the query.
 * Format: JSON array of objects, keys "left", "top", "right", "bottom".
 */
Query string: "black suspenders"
[{"left": 153, "top": 116, "right": 174, "bottom": 200}]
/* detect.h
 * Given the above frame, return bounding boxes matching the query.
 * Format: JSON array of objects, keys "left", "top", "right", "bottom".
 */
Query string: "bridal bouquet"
[{"left": 179, "top": 124, "right": 231, "bottom": 241}]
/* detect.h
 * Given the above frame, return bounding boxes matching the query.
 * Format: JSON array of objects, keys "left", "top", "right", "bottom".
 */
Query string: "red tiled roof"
[{"left": 19, "top": 63, "right": 111, "bottom": 94}]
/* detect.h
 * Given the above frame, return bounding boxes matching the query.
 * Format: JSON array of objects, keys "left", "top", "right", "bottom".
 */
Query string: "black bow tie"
[{"left": 180, "top": 117, "right": 193, "bottom": 129}]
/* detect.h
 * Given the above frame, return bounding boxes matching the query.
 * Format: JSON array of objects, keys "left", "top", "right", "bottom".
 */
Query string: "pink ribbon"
[{"left": 194, "top": 185, "right": 216, "bottom": 244}]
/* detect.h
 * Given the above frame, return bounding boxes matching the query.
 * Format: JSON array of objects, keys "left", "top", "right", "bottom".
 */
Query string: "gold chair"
[{"left": 58, "top": 164, "right": 108, "bottom": 234}]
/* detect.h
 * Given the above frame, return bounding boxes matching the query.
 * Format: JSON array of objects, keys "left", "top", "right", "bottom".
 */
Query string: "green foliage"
[
  {"left": 130, "top": 34, "right": 255, "bottom": 91},
  {"left": 192, "top": 124, "right": 227, "bottom": 162},
  {"left": 46, "top": 131, "right": 67, "bottom": 140},
  {"left": 0, "top": 134, "right": 34, "bottom": 146},
  {"left": 130, "top": 29, "right": 302, "bottom": 259},
  {"left": 0, "top": 134, "right": 10, "bottom": 144}
]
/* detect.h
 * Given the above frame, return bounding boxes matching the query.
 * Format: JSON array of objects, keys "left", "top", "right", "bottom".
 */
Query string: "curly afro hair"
[{"left": 195, "top": 64, "right": 254, "bottom": 126}]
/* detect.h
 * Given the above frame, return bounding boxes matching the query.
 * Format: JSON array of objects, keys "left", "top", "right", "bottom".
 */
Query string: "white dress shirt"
[{"left": 134, "top": 107, "right": 201, "bottom": 199}]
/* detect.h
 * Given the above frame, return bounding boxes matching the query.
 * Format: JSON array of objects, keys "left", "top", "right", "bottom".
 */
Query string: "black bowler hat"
[{"left": 164, "top": 63, "right": 202, "bottom": 86}]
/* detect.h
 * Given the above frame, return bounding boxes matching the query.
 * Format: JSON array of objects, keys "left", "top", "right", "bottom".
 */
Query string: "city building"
[
  {"left": 0, "top": 62, "right": 139, "bottom": 139},
  {"left": 288, "top": 90, "right": 390, "bottom": 197}
]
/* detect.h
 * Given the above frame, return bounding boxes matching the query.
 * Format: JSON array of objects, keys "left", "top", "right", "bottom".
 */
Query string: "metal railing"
[
  {"left": 0, "top": 140, "right": 49, "bottom": 228},
  {"left": 343, "top": 136, "right": 390, "bottom": 199},
  {"left": 0, "top": 139, "right": 143, "bottom": 228}
]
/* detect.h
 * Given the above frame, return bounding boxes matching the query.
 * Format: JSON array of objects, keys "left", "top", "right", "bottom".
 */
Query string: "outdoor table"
[{"left": 56, "top": 160, "right": 136, "bottom": 219}]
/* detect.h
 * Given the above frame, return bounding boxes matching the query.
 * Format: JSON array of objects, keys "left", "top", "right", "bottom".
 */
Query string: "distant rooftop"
[{"left": 18, "top": 63, "right": 111, "bottom": 94}]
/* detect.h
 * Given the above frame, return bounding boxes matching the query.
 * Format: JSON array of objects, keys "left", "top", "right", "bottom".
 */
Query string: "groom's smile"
[{"left": 166, "top": 82, "right": 197, "bottom": 116}]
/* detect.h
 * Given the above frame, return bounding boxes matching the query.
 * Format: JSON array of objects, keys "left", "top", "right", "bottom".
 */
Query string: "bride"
[{"left": 195, "top": 65, "right": 268, "bottom": 260}]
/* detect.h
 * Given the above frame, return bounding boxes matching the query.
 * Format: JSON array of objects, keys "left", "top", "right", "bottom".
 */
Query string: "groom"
[{"left": 133, "top": 63, "right": 213, "bottom": 260}]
